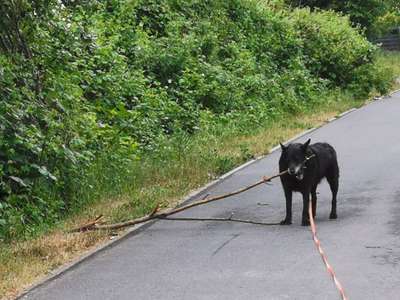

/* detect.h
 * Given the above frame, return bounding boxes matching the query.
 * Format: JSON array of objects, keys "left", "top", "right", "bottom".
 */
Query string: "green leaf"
[
  {"left": 31, "top": 164, "right": 58, "bottom": 181},
  {"left": 9, "top": 176, "right": 28, "bottom": 187}
]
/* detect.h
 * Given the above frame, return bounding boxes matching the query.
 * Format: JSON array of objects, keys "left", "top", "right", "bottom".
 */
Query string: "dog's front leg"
[
  {"left": 280, "top": 188, "right": 292, "bottom": 225},
  {"left": 301, "top": 191, "right": 310, "bottom": 226}
]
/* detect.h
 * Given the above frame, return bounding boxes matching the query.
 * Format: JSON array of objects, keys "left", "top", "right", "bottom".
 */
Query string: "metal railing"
[{"left": 374, "top": 34, "right": 400, "bottom": 51}]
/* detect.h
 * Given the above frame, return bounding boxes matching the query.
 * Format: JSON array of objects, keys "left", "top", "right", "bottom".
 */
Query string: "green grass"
[
  {"left": 376, "top": 51, "right": 400, "bottom": 89},
  {"left": 1, "top": 51, "right": 400, "bottom": 299}
]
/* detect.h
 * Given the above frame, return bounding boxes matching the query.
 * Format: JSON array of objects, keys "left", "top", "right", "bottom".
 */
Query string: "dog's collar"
[
  {"left": 305, "top": 147, "right": 316, "bottom": 163},
  {"left": 302, "top": 153, "right": 316, "bottom": 167}
]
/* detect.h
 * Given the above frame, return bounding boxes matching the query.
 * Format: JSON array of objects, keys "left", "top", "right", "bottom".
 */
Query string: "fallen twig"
[
  {"left": 69, "top": 174, "right": 283, "bottom": 232},
  {"left": 70, "top": 170, "right": 286, "bottom": 233},
  {"left": 156, "top": 216, "right": 280, "bottom": 226},
  {"left": 73, "top": 215, "right": 104, "bottom": 232},
  {"left": 70, "top": 155, "right": 315, "bottom": 233},
  {"left": 149, "top": 203, "right": 160, "bottom": 217}
]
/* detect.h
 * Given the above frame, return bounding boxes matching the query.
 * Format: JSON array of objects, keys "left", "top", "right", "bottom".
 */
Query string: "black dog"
[{"left": 279, "top": 139, "right": 339, "bottom": 226}]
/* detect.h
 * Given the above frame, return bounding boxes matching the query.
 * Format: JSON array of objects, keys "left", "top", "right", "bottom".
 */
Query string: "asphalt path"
[{"left": 22, "top": 93, "right": 400, "bottom": 300}]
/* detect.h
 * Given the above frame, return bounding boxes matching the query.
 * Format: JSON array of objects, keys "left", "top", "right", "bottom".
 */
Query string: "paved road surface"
[{"left": 22, "top": 94, "right": 400, "bottom": 299}]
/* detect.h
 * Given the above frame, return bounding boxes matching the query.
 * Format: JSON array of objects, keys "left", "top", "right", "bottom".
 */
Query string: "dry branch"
[
  {"left": 70, "top": 154, "right": 315, "bottom": 233},
  {"left": 70, "top": 170, "right": 286, "bottom": 233},
  {"left": 73, "top": 215, "right": 104, "bottom": 232},
  {"left": 156, "top": 216, "right": 280, "bottom": 226}
]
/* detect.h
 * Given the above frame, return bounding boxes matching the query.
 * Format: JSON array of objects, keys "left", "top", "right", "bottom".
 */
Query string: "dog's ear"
[
  {"left": 280, "top": 143, "right": 287, "bottom": 152},
  {"left": 301, "top": 139, "right": 311, "bottom": 151}
]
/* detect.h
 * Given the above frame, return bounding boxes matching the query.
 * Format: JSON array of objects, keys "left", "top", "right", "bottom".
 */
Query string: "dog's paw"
[
  {"left": 329, "top": 213, "right": 337, "bottom": 219},
  {"left": 301, "top": 219, "right": 310, "bottom": 226},
  {"left": 280, "top": 219, "right": 292, "bottom": 225}
]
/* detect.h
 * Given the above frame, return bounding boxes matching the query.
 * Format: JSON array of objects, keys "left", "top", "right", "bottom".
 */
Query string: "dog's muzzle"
[
  {"left": 288, "top": 165, "right": 304, "bottom": 180},
  {"left": 295, "top": 173, "right": 304, "bottom": 180}
]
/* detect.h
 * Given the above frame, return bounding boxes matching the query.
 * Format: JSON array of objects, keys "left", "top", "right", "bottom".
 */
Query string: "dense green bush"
[
  {"left": 284, "top": 0, "right": 398, "bottom": 37},
  {"left": 0, "top": 0, "right": 388, "bottom": 241},
  {"left": 288, "top": 9, "right": 377, "bottom": 87}
]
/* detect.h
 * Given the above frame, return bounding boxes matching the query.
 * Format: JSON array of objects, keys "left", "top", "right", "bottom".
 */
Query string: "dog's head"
[{"left": 279, "top": 139, "right": 311, "bottom": 181}]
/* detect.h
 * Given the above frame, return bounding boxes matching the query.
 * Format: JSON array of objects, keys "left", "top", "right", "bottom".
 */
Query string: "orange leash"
[{"left": 309, "top": 200, "right": 348, "bottom": 300}]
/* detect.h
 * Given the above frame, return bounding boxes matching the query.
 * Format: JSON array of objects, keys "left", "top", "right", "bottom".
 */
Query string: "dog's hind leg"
[
  {"left": 327, "top": 166, "right": 339, "bottom": 219},
  {"left": 311, "top": 185, "right": 317, "bottom": 218}
]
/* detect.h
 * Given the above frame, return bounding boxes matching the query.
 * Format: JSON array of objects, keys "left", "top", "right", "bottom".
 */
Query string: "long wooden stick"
[
  {"left": 70, "top": 170, "right": 287, "bottom": 232},
  {"left": 70, "top": 155, "right": 316, "bottom": 233},
  {"left": 157, "top": 216, "right": 280, "bottom": 226}
]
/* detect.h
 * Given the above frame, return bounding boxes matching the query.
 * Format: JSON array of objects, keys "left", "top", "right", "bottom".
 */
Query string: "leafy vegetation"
[
  {"left": 285, "top": 0, "right": 400, "bottom": 37},
  {"left": 0, "top": 0, "right": 395, "bottom": 242}
]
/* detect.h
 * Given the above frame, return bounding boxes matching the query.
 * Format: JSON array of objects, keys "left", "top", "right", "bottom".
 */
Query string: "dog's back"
[{"left": 309, "top": 142, "right": 339, "bottom": 183}]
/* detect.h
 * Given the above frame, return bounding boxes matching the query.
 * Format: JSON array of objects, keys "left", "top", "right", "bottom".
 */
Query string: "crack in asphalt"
[{"left": 211, "top": 233, "right": 241, "bottom": 257}]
